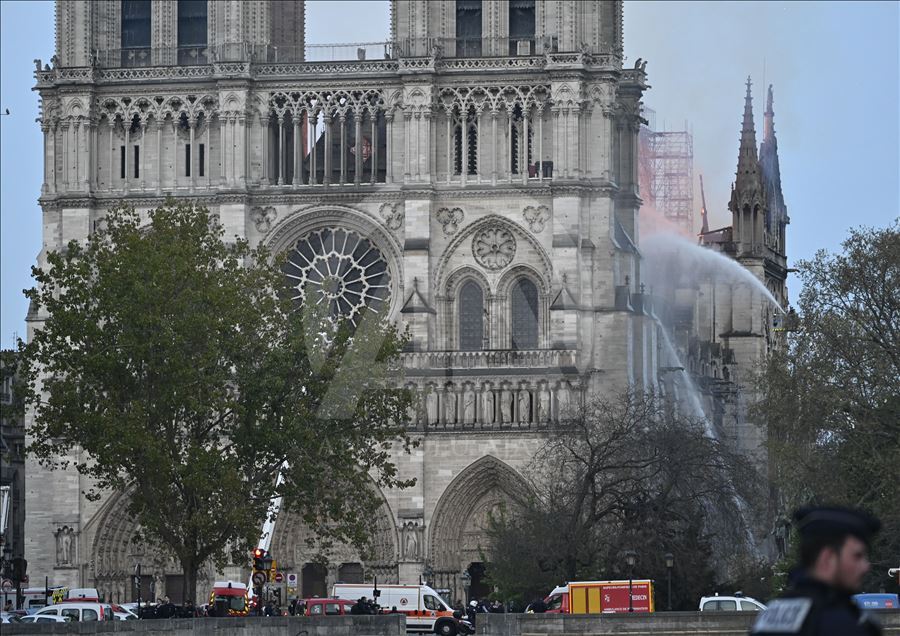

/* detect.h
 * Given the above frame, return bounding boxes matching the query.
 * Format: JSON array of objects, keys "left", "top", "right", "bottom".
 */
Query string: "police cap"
[{"left": 793, "top": 506, "right": 881, "bottom": 544}]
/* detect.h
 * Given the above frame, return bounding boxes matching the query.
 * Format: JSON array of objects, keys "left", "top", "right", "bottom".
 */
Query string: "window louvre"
[
  {"left": 511, "top": 278, "right": 538, "bottom": 350},
  {"left": 459, "top": 281, "right": 484, "bottom": 351}
]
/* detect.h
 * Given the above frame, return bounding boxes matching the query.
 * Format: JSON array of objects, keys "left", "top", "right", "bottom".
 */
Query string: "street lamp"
[
  {"left": 664, "top": 553, "right": 674, "bottom": 611},
  {"left": 460, "top": 569, "right": 472, "bottom": 606},
  {"left": 623, "top": 550, "right": 637, "bottom": 613}
]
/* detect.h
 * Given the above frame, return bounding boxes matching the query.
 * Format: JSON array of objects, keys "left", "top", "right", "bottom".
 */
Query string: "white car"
[
  {"left": 699, "top": 594, "right": 766, "bottom": 611},
  {"left": 1, "top": 612, "right": 22, "bottom": 624},
  {"left": 18, "top": 614, "right": 72, "bottom": 623},
  {"left": 34, "top": 601, "right": 115, "bottom": 622}
]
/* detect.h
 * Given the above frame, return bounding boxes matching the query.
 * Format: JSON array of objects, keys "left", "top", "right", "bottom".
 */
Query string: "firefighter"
[{"left": 749, "top": 505, "right": 882, "bottom": 636}]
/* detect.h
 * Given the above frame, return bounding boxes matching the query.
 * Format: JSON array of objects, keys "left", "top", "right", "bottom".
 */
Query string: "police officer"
[{"left": 750, "top": 505, "right": 882, "bottom": 636}]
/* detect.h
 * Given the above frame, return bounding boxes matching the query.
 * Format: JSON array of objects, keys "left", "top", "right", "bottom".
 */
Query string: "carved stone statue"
[
  {"left": 481, "top": 387, "right": 495, "bottom": 424},
  {"left": 425, "top": 386, "right": 438, "bottom": 424},
  {"left": 557, "top": 381, "right": 571, "bottom": 420},
  {"left": 462, "top": 387, "right": 476, "bottom": 424},
  {"left": 56, "top": 526, "right": 74, "bottom": 566},
  {"left": 538, "top": 384, "right": 552, "bottom": 423},
  {"left": 500, "top": 388, "right": 513, "bottom": 424},
  {"left": 403, "top": 522, "right": 419, "bottom": 561},
  {"left": 517, "top": 388, "right": 531, "bottom": 423},
  {"left": 444, "top": 388, "right": 457, "bottom": 424}
]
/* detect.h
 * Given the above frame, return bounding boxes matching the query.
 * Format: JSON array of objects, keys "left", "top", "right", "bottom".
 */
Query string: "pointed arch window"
[
  {"left": 510, "top": 278, "right": 539, "bottom": 350},
  {"left": 458, "top": 280, "right": 484, "bottom": 351}
]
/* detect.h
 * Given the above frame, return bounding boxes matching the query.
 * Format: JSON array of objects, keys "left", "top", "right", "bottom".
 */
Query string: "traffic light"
[
  {"left": 252, "top": 548, "right": 271, "bottom": 572},
  {"left": 11, "top": 557, "right": 27, "bottom": 583}
]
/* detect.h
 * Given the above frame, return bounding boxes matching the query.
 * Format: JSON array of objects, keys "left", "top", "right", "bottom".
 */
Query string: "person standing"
[{"left": 749, "top": 505, "right": 882, "bottom": 636}]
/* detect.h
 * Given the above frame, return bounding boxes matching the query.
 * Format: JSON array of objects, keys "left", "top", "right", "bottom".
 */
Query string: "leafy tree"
[
  {"left": 484, "top": 390, "right": 761, "bottom": 609},
  {"left": 756, "top": 219, "right": 899, "bottom": 593},
  {"left": 20, "top": 201, "right": 414, "bottom": 602}
]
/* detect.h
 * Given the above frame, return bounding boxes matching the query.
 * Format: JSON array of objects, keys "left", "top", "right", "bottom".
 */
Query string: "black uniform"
[
  {"left": 749, "top": 506, "right": 882, "bottom": 636},
  {"left": 749, "top": 573, "right": 881, "bottom": 636}
]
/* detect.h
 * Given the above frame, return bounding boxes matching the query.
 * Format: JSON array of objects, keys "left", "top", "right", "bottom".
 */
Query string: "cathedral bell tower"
[{"left": 728, "top": 77, "right": 767, "bottom": 256}]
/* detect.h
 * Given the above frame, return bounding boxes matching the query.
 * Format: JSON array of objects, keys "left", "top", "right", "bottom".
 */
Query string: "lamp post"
[
  {"left": 624, "top": 550, "right": 637, "bottom": 613},
  {"left": 664, "top": 553, "right": 674, "bottom": 611},
  {"left": 461, "top": 569, "right": 472, "bottom": 606}
]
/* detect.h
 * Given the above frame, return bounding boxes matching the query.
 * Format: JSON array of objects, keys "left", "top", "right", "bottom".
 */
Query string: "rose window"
[
  {"left": 472, "top": 226, "right": 516, "bottom": 270},
  {"left": 284, "top": 227, "right": 391, "bottom": 325}
]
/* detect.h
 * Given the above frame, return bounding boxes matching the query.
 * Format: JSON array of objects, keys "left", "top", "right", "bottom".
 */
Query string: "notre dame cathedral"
[{"left": 25, "top": 0, "right": 788, "bottom": 603}]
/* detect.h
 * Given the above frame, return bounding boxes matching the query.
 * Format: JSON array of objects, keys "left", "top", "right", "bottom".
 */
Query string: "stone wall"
[
  {"left": 4, "top": 615, "right": 404, "bottom": 636},
  {"left": 477, "top": 611, "right": 900, "bottom": 636}
]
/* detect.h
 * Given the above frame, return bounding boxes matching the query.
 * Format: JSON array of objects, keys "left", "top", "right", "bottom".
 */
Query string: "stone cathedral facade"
[{"left": 25, "top": 0, "right": 787, "bottom": 604}]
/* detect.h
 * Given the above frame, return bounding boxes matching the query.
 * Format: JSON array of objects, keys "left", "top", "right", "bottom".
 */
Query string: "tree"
[
  {"left": 756, "top": 219, "right": 899, "bottom": 593},
  {"left": 20, "top": 201, "right": 414, "bottom": 602},
  {"left": 484, "top": 390, "right": 761, "bottom": 608}
]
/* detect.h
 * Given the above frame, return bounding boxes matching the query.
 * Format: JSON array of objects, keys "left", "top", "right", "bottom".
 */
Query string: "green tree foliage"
[
  {"left": 20, "top": 201, "right": 414, "bottom": 602},
  {"left": 484, "top": 390, "right": 761, "bottom": 609},
  {"left": 757, "top": 219, "right": 899, "bottom": 593}
]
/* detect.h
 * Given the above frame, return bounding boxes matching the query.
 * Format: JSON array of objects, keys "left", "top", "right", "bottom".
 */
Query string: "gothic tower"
[{"left": 27, "top": 0, "right": 653, "bottom": 602}]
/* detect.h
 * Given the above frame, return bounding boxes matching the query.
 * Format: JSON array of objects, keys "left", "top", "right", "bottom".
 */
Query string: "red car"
[{"left": 303, "top": 598, "right": 355, "bottom": 616}]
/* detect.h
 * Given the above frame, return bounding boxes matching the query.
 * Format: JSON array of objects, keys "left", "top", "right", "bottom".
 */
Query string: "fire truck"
[{"left": 543, "top": 580, "right": 655, "bottom": 614}]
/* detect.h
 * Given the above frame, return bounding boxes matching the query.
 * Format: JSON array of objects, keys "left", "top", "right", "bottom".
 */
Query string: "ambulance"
[
  {"left": 543, "top": 580, "right": 655, "bottom": 613},
  {"left": 332, "top": 583, "right": 458, "bottom": 635}
]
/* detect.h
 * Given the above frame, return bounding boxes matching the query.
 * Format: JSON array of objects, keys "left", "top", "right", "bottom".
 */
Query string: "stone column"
[
  {"left": 155, "top": 119, "right": 163, "bottom": 195},
  {"left": 292, "top": 113, "right": 300, "bottom": 187},
  {"left": 324, "top": 113, "right": 333, "bottom": 186},
  {"left": 277, "top": 115, "right": 285, "bottom": 186},
  {"left": 354, "top": 110, "right": 363, "bottom": 185},
  {"left": 385, "top": 112, "right": 393, "bottom": 184},
  {"left": 537, "top": 106, "right": 544, "bottom": 181},
  {"left": 205, "top": 116, "right": 211, "bottom": 188},
  {"left": 107, "top": 118, "right": 115, "bottom": 192},
  {"left": 60, "top": 119, "right": 70, "bottom": 191},
  {"left": 260, "top": 111, "right": 269, "bottom": 186},
  {"left": 422, "top": 110, "right": 431, "bottom": 181},
  {"left": 522, "top": 107, "right": 530, "bottom": 185},
  {"left": 219, "top": 115, "right": 227, "bottom": 186},
  {"left": 123, "top": 119, "right": 130, "bottom": 193},
  {"left": 444, "top": 112, "right": 451, "bottom": 183},
  {"left": 140, "top": 119, "right": 147, "bottom": 191},
  {"left": 237, "top": 115, "right": 246, "bottom": 186},
  {"left": 171, "top": 118, "right": 179, "bottom": 191},
  {"left": 491, "top": 111, "right": 498, "bottom": 185},
  {"left": 188, "top": 118, "right": 196, "bottom": 192},
  {"left": 461, "top": 110, "right": 468, "bottom": 186},
  {"left": 339, "top": 114, "right": 347, "bottom": 185},
  {"left": 370, "top": 112, "right": 377, "bottom": 184},
  {"left": 40, "top": 121, "right": 51, "bottom": 195}
]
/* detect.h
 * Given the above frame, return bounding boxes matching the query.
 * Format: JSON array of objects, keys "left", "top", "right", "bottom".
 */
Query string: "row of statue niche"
[{"left": 411, "top": 381, "right": 577, "bottom": 425}]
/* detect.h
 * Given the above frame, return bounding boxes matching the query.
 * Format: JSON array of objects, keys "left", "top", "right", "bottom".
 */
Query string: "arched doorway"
[
  {"left": 466, "top": 561, "right": 491, "bottom": 602},
  {"left": 302, "top": 563, "right": 328, "bottom": 598},
  {"left": 428, "top": 456, "right": 531, "bottom": 603}
]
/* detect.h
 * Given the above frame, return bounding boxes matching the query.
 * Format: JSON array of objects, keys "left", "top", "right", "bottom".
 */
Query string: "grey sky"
[{"left": 1, "top": 1, "right": 897, "bottom": 349}]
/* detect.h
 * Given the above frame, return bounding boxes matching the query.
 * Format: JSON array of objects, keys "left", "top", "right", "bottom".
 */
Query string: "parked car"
[
  {"left": 853, "top": 593, "right": 899, "bottom": 609},
  {"left": 1, "top": 612, "right": 22, "bottom": 624},
  {"left": 17, "top": 614, "right": 72, "bottom": 623},
  {"left": 34, "top": 601, "right": 115, "bottom": 622},
  {"left": 699, "top": 594, "right": 766, "bottom": 611},
  {"left": 303, "top": 598, "right": 355, "bottom": 616}
]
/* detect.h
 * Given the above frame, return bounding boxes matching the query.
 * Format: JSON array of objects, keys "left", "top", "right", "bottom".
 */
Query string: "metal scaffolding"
[{"left": 639, "top": 111, "right": 695, "bottom": 234}]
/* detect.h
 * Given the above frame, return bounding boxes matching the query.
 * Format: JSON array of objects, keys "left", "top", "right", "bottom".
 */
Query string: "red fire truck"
[{"left": 543, "top": 580, "right": 655, "bottom": 614}]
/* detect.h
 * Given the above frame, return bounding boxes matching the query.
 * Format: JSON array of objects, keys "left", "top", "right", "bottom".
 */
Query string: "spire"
[
  {"left": 759, "top": 84, "right": 788, "bottom": 239},
  {"left": 733, "top": 76, "right": 762, "bottom": 195},
  {"left": 763, "top": 83, "right": 775, "bottom": 142}
]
